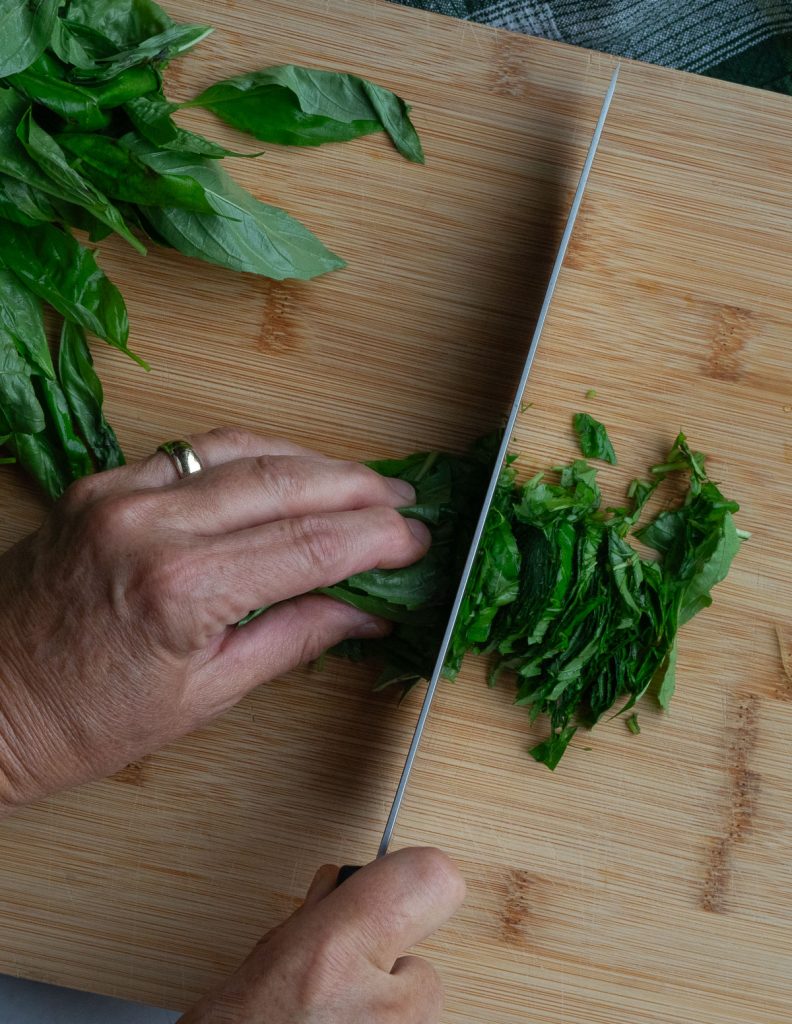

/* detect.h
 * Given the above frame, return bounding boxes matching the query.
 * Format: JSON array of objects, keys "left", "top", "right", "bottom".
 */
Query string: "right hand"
[
  {"left": 179, "top": 847, "right": 466, "bottom": 1024},
  {"left": 0, "top": 428, "right": 430, "bottom": 811}
]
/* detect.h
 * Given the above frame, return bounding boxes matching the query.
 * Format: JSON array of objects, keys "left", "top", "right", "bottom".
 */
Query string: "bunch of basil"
[{"left": 0, "top": 0, "right": 423, "bottom": 496}]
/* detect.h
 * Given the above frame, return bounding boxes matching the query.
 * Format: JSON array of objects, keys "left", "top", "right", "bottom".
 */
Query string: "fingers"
[
  {"left": 98, "top": 426, "right": 325, "bottom": 493},
  {"left": 390, "top": 956, "right": 445, "bottom": 1023},
  {"left": 200, "top": 594, "right": 391, "bottom": 706},
  {"left": 149, "top": 455, "right": 416, "bottom": 535},
  {"left": 310, "top": 847, "right": 466, "bottom": 973},
  {"left": 191, "top": 506, "right": 431, "bottom": 625},
  {"left": 303, "top": 864, "right": 341, "bottom": 908}
]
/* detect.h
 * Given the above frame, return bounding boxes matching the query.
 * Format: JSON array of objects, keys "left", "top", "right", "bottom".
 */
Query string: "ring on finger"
[{"left": 157, "top": 439, "right": 204, "bottom": 479}]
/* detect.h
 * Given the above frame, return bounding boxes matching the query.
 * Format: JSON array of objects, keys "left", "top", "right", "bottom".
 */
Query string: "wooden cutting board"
[{"left": 1, "top": 1, "right": 791, "bottom": 1020}]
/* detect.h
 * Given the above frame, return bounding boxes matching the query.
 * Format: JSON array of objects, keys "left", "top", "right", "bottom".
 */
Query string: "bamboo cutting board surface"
[{"left": 1, "top": 1, "right": 791, "bottom": 1020}]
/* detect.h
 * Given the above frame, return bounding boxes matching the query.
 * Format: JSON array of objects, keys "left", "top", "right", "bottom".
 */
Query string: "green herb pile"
[
  {"left": 334, "top": 417, "right": 745, "bottom": 769},
  {"left": 0, "top": 0, "right": 422, "bottom": 495}
]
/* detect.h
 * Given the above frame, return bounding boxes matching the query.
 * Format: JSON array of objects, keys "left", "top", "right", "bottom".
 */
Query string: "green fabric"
[{"left": 391, "top": 0, "right": 792, "bottom": 94}]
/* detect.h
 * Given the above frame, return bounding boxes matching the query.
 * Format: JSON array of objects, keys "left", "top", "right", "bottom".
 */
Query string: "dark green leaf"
[
  {"left": 8, "top": 63, "right": 110, "bottom": 130},
  {"left": 0, "top": 86, "right": 68, "bottom": 192},
  {"left": 0, "top": 268, "right": 53, "bottom": 377},
  {"left": 0, "top": 173, "right": 59, "bottom": 225},
  {"left": 50, "top": 18, "right": 108, "bottom": 68},
  {"left": 0, "top": 220, "right": 142, "bottom": 365},
  {"left": 58, "top": 319, "right": 124, "bottom": 470},
  {"left": 125, "top": 92, "right": 257, "bottom": 158},
  {"left": 7, "top": 429, "right": 68, "bottom": 499},
  {"left": 63, "top": 0, "right": 173, "bottom": 48},
  {"left": 37, "top": 374, "right": 93, "bottom": 479},
  {"left": 57, "top": 133, "right": 216, "bottom": 212},
  {"left": 0, "top": 0, "right": 59, "bottom": 77},
  {"left": 72, "top": 23, "right": 212, "bottom": 83},
  {"left": 16, "top": 110, "right": 145, "bottom": 254},
  {"left": 127, "top": 140, "right": 345, "bottom": 279},
  {"left": 529, "top": 726, "right": 577, "bottom": 770},
  {"left": 573, "top": 412, "right": 617, "bottom": 464},
  {"left": 0, "top": 329, "right": 45, "bottom": 434},
  {"left": 90, "top": 66, "right": 161, "bottom": 107},
  {"left": 187, "top": 66, "right": 423, "bottom": 160}
]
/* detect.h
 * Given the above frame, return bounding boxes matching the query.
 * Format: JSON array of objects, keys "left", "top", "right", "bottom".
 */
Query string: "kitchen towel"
[{"left": 391, "top": 0, "right": 792, "bottom": 93}]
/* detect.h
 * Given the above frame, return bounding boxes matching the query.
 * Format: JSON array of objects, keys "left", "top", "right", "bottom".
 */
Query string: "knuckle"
[
  {"left": 289, "top": 515, "right": 348, "bottom": 573},
  {"left": 60, "top": 472, "right": 102, "bottom": 514},
  {"left": 207, "top": 425, "right": 257, "bottom": 452},
  {"left": 81, "top": 493, "right": 145, "bottom": 546},
  {"left": 376, "top": 505, "right": 414, "bottom": 546},
  {"left": 252, "top": 454, "right": 306, "bottom": 502}
]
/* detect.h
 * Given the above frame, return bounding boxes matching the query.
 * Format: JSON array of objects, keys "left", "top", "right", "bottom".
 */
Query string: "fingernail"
[
  {"left": 347, "top": 616, "right": 391, "bottom": 639},
  {"left": 388, "top": 477, "right": 416, "bottom": 504},
  {"left": 406, "top": 516, "right": 432, "bottom": 547}
]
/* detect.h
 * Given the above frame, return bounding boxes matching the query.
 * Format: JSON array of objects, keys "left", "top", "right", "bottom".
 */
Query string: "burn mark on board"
[
  {"left": 775, "top": 625, "right": 792, "bottom": 700},
  {"left": 706, "top": 305, "right": 753, "bottom": 382},
  {"left": 256, "top": 280, "right": 307, "bottom": 354},
  {"left": 701, "top": 694, "right": 761, "bottom": 912},
  {"left": 499, "top": 867, "right": 537, "bottom": 946},
  {"left": 492, "top": 35, "right": 531, "bottom": 98}
]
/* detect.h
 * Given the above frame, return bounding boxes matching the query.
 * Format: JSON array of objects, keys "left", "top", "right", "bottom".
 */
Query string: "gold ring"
[{"left": 157, "top": 439, "right": 204, "bottom": 479}]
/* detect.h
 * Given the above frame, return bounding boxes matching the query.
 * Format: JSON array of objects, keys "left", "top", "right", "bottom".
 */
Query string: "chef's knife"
[{"left": 338, "top": 65, "right": 619, "bottom": 885}]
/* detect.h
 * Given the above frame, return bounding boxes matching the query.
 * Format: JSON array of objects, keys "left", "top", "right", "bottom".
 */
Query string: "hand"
[
  {"left": 0, "top": 428, "right": 430, "bottom": 810},
  {"left": 179, "top": 847, "right": 465, "bottom": 1024}
]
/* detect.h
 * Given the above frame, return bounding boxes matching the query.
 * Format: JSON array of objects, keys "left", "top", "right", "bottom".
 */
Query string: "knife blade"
[{"left": 339, "top": 66, "right": 619, "bottom": 882}]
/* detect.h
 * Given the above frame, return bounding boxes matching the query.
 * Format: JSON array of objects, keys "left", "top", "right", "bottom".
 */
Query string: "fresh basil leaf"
[
  {"left": 0, "top": 171, "right": 59, "bottom": 225},
  {"left": 187, "top": 66, "right": 424, "bottom": 160},
  {"left": 8, "top": 64, "right": 110, "bottom": 131},
  {"left": 125, "top": 92, "right": 256, "bottom": 158},
  {"left": 359, "top": 79, "right": 424, "bottom": 163},
  {"left": 72, "top": 23, "right": 212, "bottom": 84},
  {"left": 58, "top": 133, "right": 216, "bottom": 213},
  {"left": 127, "top": 140, "right": 346, "bottom": 279},
  {"left": 7, "top": 429, "right": 68, "bottom": 499},
  {"left": 0, "top": 268, "right": 53, "bottom": 378},
  {"left": 16, "top": 109, "right": 145, "bottom": 254},
  {"left": 0, "top": 329, "right": 45, "bottom": 434},
  {"left": 90, "top": 66, "right": 161, "bottom": 107},
  {"left": 0, "top": 86, "right": 68, "bottom": 192},
  {"left": 63, "top": 0, "right": 173, "bottom": 48},
  {"left": 0, "top": 220, "right": 142, "bottom": 365},
  {"left": 573, "top": 412, "right": 617, "bottom": 464},
  {"left": 37, "top": 374, "right": 93, "bottom": 479},
  {"left": 529, "top": 726, "right": 578, "bottom": 770},
  {"left": 0, "top": 433, "right": 14, "bottom": 463},
  {"left": 50, "top": 18, "right": 103, "bottom": 68},
  {"left": 57, "top": 320, "right": 124, "bottom": 470},
  {"left": 0, "top": 0, "right": 59, "bottom": 77}
]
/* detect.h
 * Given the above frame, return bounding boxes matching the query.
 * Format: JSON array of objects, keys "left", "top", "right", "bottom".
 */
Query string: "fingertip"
[
  {"left": 390, "top": 847, "right": 467, "bottom": 911},
  {"left": 304, "top": 863, "right": 340, "bottom": 906},
  {"left": 405, "top": 517, "right": 432, "bottom": 548}
]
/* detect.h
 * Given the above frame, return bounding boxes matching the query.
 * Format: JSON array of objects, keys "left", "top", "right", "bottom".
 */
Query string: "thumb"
[{"left": 309, "top": 847, "right": 466, "bottom": 972}]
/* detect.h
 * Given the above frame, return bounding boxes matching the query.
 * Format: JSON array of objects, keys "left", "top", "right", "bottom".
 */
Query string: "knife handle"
[{"left": 336, "top": 864, "right": 362, "bottom": 887}]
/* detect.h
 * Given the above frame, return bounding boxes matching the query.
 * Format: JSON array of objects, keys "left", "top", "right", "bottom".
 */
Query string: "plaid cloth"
[{"left": 391, "top": 0, "right": 792, "bottom": 93}]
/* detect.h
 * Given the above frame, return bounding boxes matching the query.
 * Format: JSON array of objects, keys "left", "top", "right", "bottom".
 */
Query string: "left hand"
[{"left": 0, "top": 427, "right": 430, "bottom": 810}]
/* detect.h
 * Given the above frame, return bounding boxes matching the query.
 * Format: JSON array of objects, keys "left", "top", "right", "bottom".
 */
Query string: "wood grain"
[{"left": 1, "top": 1, "right": 791, "bottom": 1020}]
